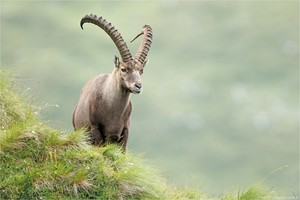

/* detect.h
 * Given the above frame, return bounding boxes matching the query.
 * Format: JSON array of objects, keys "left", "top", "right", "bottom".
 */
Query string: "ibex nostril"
[{"left": 135, "top": 83, "right": 142, "bottom": 89}]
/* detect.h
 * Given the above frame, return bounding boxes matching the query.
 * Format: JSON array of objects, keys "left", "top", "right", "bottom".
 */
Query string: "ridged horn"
[
  {"left": 80, "top": 14, "right": 133, "bottom": 63},
  {"left": 131, "top": 25, "right": 153, "bottom": 65}
]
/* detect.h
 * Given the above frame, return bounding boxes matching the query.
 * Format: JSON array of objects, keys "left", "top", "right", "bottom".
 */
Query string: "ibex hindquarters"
[{"left": 72, "top": 14, "right": 153, "bottom": 151}]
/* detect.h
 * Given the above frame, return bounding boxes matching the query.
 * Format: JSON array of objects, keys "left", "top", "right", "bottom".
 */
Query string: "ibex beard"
[{"left": 72, "top": 14, "right": 153, "bottom": 152}]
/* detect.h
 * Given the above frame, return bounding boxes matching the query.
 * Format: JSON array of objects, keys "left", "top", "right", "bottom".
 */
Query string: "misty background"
[{"left": 1, "top": 1, "right": 299, "bottom": 196}]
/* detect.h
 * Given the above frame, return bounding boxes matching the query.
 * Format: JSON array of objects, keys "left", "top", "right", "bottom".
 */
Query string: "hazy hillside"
[{"left": 1, "top": 1, "right": 299, "bottom": 196}]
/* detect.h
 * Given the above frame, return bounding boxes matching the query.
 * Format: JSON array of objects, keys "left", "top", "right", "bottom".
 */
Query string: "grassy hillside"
[{"left": 0, "top": 70, "right": 275, "bottom": 199}]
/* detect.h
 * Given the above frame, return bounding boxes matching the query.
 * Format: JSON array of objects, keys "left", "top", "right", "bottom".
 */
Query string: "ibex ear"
[{"left": 114, "top": 55, "right": 120, "bottom": 68}]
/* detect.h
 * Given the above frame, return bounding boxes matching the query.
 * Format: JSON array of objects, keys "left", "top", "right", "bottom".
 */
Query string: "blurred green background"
[{"left": 1, "top": 1, "right": 299, "bottom": 196}]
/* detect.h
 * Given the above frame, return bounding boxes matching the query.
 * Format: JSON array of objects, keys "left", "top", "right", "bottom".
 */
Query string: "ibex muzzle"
[
  {"left": 114, "top": 56, "right": 144, "bottom": 94},
  {"left": 72, "top": 14, "right": 153, "bottom": 151}
]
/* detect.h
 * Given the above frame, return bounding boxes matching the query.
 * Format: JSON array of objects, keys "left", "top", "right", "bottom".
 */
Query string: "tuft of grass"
[
  {"left": 0, "top": 69, "right": 274, "bottom": 199},
  {"left": 221, "top": 185, "right": 276, "bottom": 200}
]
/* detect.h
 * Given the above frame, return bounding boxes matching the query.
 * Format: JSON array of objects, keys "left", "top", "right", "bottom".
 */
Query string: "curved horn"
[
  {"left": 131, "top": 25, "right": 153, "bottom": 65},
  {"left": 80, "top": 14, "right": 133, "bottom": 63}
]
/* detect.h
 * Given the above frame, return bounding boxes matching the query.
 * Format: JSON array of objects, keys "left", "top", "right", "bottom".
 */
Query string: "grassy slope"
[{"left": 0, "top": 69, "right": 273, "bottom": 199}]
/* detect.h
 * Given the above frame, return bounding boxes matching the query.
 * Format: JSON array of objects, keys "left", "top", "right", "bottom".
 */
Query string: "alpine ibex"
[{"left": 72, "top": 14, "right": 153, "bottom": 151}]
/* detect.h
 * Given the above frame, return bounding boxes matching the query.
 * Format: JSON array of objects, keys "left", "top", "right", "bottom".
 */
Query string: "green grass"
[{"left": 0, "top": 69, "right": 275, "bottom": 199}]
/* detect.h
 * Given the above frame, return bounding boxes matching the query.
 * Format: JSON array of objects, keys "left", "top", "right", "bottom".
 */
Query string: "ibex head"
[{"left": 80, "top": 14, "right": 153, "bottom": 94}]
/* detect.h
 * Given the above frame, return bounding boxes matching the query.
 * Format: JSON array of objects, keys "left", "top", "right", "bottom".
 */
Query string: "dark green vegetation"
[
  {"left": 1, "top": 1, "right": 299, "bottom": 197},
  {"left": 0, "top": 70, "right": 275, "bottom": 199}
]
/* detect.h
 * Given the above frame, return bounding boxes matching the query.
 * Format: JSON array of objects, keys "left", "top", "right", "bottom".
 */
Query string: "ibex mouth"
[
  {"left": 132, "top": 88, "right": 142, "bottom": 94},
  {"left": 131, "top": 83, "right": 142, "bottom": 94}
]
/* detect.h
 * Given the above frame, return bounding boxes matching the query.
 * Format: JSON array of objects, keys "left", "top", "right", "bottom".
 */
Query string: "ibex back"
[{"left": 72, "top": 14, "right": 153, "bottom": 151}]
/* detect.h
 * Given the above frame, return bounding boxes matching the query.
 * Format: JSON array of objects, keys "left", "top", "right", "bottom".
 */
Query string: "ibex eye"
[{"left": 121, "top": 68, "right": 127, "bottom": 73}]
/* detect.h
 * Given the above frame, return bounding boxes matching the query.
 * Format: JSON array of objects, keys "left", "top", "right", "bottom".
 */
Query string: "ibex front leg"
[
  {"left": 90, "top": 124, "right": 104, "bottom": 145},
  {"left": 89, "top": 110, "right": 105, "bottom": 145},
  {"left": 119, "top": 127, "right": 129, "bottom": 152}
]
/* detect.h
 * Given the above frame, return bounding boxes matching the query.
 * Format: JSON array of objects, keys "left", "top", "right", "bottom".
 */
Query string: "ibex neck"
[{"left": 103, "top": 69, "right": 131, "bottom": 110}]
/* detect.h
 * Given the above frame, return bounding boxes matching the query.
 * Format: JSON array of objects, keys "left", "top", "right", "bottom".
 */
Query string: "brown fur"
[
  {"left": 72, "top": 15, "right": 152, "bottom": 151},
  {"left": 73, "top": 61, "right": 143, "bottom": 151}
]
